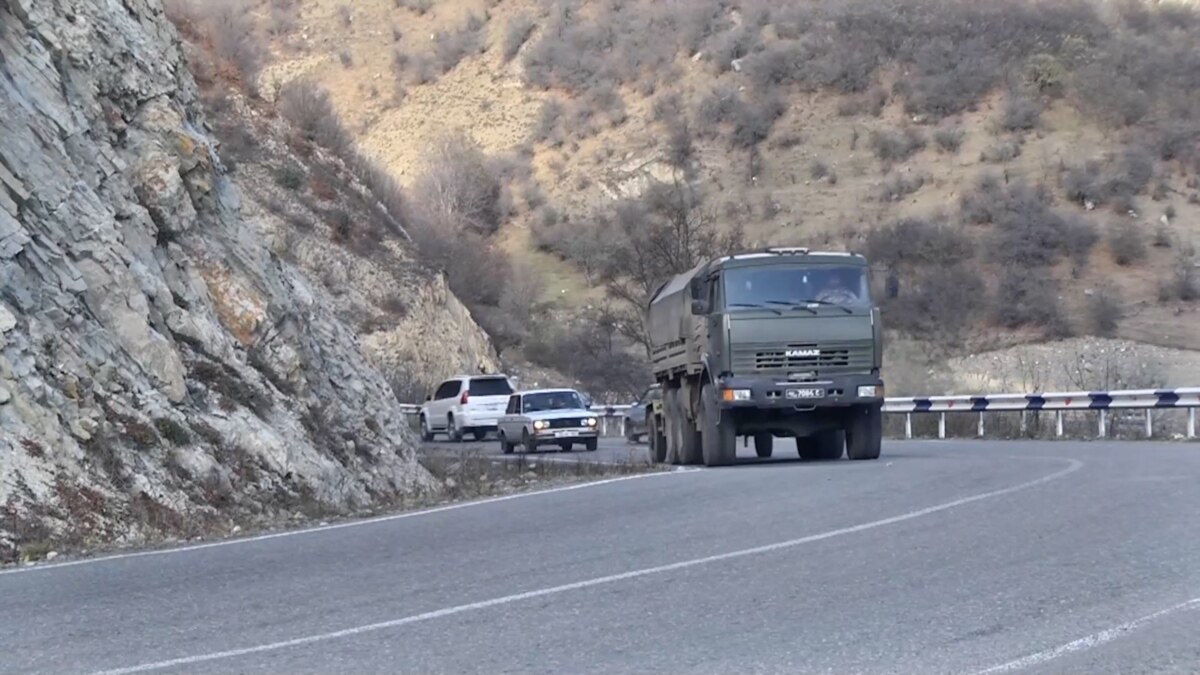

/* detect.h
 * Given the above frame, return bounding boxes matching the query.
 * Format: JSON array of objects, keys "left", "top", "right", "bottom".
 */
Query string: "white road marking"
[
  {"left": 89, "top": 458, "right": 1084, "bottom": 675},
  {"left": 973, "top": 595, "right": 1200, "bottom": 674},
  {"left": 0, "top": 469, "right": 690, "bottom": 577}
]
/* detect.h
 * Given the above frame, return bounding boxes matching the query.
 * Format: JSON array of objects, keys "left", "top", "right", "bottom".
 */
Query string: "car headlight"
[
  {"left": 585, "top": 417, "right": 598, "bottom": 427},
  {"left": 533, "top": 420, "right": 548, "bottom": 430}
]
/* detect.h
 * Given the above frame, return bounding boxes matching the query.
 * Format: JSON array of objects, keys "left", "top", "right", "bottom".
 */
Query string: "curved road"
[{"left": 3, "top": 440, "right": 1200, "bottom": 674}]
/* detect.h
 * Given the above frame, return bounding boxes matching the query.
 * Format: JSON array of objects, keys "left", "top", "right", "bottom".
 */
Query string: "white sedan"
[{"left": 497, "top": 389, "right": 600, "bottom": 453}]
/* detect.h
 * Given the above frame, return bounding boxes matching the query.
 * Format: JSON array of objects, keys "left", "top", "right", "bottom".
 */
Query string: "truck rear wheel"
[
  {"left": 754, "top": 433, "right": 773, "bottom": 458},
  {"left": 664, "top": 388, "right": 682, "bottom": 464},
  {"left": 798, "top": 430, "right": 844, "bottom": 461},
  {"left": 678, "top": 392, "right": 703, "bottom": 465},
  {"left": 846, "top": 404, "right": 883, "bottom": 460},
  {"left": 701, "top": 383, "right": 736, "bottom": 466},
  {"left": 647, "top": 413, "right": 667, "bottom": 463}
]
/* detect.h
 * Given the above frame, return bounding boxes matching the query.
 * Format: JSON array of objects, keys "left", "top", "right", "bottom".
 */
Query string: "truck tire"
[
  {"left": 798, "top": 430, "right": 844, "bottom": 461},
  {"left": 678, "top": 391, "right": 703, "bottom": 465},
  {"left": 664, "top": 388, "right": 682, "bottom": 464},
  {"left": 701, "top": 382, "right": 736, "bottom": 466},
  {"left": 647, "top": 413, "right": 667, "bottom": 463},
  {"left": 753, "top": 433, "right": 773, "bottom": 458},
  {"left": 846, "top": 404, "right": 883, "bottom": 460}
]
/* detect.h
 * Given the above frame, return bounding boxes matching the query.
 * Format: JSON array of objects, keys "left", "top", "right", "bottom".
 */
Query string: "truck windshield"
[
  {"left": 523, "top": 391, "right": 586, "bottom": 413},
  {"left": 722, "top": 264, "right": 870, "bottom": 310}
]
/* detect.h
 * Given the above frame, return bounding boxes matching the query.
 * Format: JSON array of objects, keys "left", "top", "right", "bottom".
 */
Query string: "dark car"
[{"left": 623, "top": 384, "right": 662, "bottom": 443}]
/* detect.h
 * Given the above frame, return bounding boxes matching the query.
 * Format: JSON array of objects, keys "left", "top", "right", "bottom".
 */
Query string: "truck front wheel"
[
  {"left": 846, "top": 404, "right": 883, "bottom": 460},
  {"left": 701, "top": 383, "right": 736, "bottom": 466},
  {"left": 754, "top": 433, "right": 773, "bottom": 458}
]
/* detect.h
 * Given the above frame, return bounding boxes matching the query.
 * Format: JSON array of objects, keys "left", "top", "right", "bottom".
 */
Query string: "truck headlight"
[
  {"left": 857, "top": 385, "right": 878, "bottom": 398},
  {"left": 585, "top": 417, "right": 598, "bottom": 427},
  {"left": 721, "top": 388, "right": 752, "bottom": 402},
  {"left": 533, "top": 420, "right": 548, "bottom": 430}
]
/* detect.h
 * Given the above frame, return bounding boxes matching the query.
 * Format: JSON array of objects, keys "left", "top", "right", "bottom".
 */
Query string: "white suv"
[{"left": 419, "top": 374, "right": 516, "bottom": 442}]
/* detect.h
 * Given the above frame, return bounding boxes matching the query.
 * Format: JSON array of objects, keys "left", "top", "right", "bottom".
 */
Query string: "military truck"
[{"left": 644, "top": 247, "right": 883, "bottom": 467}]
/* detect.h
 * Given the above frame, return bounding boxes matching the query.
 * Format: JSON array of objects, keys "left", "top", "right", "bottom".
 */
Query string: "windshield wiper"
[
  {"left": 727, "top": 302, "right": 782, "bottom": 315},
  {"left": 764, "top": 300, "right": 818, "bottom": 315},
  {"left": 793, "top": 298, "right": 855, "bottom": 314}
]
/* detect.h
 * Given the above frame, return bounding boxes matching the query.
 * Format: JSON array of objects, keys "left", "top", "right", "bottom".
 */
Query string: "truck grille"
[{"left": 732, "top": 340, "right": 874, "bottom": 377}]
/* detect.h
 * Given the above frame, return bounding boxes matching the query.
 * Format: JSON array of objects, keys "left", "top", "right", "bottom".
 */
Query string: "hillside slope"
[
  {"left": 0, "top": 0, "right": 497, "bottom": 562},
  {"left": 265, "top": 0, "right": 1200, "bottom": 395}
]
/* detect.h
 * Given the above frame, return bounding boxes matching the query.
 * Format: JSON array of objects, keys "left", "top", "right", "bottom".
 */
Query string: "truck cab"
[{"left": 645, "top": 248, "right": 883, "bottom": 466}]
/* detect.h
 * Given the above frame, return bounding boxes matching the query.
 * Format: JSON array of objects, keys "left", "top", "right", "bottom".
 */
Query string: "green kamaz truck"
[{"left": 643, "top": 247, "right": 884, "bottom": 466}]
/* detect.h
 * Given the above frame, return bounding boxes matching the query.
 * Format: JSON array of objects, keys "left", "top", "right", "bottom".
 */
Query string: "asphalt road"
[{"left": 4, "top": 440, "right": 1200, "bottom": 674}]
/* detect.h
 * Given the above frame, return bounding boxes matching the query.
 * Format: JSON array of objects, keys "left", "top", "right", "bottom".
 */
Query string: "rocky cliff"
[{"left": 0, "top": 0, "right": 495, "bottom": 563}]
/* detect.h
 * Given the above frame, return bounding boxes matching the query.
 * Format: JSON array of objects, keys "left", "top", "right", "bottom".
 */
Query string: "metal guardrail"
[
  {"left": 401, "top": 387, "right": 1199, "bottom": 440},
  {"left": 885, "top": 388, "right": 1199, "bottom": 439}
]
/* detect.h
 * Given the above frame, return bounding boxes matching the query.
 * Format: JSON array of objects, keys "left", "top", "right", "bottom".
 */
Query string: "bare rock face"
[{"left": 0, "top": 0, "right": 448, "bottom": 562}]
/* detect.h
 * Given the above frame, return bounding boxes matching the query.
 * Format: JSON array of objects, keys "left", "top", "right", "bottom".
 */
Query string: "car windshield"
[
  {"left": 522, "top": 391, "right": 586, "bottom": 412},
  {"left": 722, "top": 264, "right": 870, "bottom": 309},
  {"left": 469, "top": 377, "right": 514, "bottom": 396}
]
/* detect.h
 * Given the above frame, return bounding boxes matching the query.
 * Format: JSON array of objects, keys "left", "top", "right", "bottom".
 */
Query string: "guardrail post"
[
  {"left": 601, "top": 416, "right": 609, "bottom": 437},
  {"left": 1019, "top": 411, "right": 1027, "bottom": 436},
  {"left": 1055, "top": 411, "right": 1063, "bottom": 438},
  {"left": 977, "top": 411, "right": 984, "bottom": 438},
  {"left": 1144, "top": 409, "right": 1153, "bottom": 439},
  {"left": 1189, "top": 408, "right": 1196, "bottom": 439},
  {"left": 938, "top": 412, "right": 946, "bottom": 439},
  {"left": 905, "top": 413, "right": 912, "bottom": 440},
  {"left": 619, "top": 415, "right": 626, "bottom": 438},
  {"left": 1098, "top": 410, "right": 1107, "bottom": 439}
]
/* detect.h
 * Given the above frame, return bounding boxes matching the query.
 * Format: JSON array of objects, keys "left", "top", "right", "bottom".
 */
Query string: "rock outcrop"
[{"left": 0, "top": 0, "right": 492, "bottom": 562}]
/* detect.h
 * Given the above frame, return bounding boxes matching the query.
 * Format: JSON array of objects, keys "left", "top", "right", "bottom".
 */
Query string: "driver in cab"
[{"left": 814, "top": 271, "right": 858, "bottom": 305}]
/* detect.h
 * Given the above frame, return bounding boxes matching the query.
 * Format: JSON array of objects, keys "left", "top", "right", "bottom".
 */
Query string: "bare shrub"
[
  {"left": 268, "top": 0, "right": 298, "bottom": 36},
  {"left": 1087, "top": 285, "right": 1123, "bottom": 337},
  {"left": 337, "top": 4, "right": 352, "bottom": 28},
  {"left": 728, "top": 93, "right": 785, "bottom": 149},
  {"left": 337, "top": 49, "right": 353, "bottom": 68},
  {"left": 879, "top": 172, "right": 926, "bottom": 201},
  {"left": 809, "top": 159, "right": 830, "bottom": 180},
  {"left": 992, "top": 267, "right": 1064, "bottom": 332},
  {"left": 164, "top": 0, "right": 265, "bottom": 94},
  {"left": 1062, "top": 148, "right": 1155, "bottom": 209},
  {"left": 866, "top": 218, "right": 975, "bottom": 269},
  {"left": 502, "top": 14, "right": 536, "bottom": 62},
  {"left": 837, "top": 88, "right": 888, "bottom": 117},
  {"left": 884, "top": 264, "right": 985, "bottom": 344},
  {"left": 396, "top": 0, "right": 432, "bottom": 15},
  {"left": 411, "top": 132, "right": 503, "bottom": 236},
  {"left": 432, "top": 18, "right": 485, "bottom": 74},
  {"left": 531, "top": 100, "right": 563, "bottom": 144},
  {"left": 980, "top": 138, "right": 1022, "bottom": 163},
  {"left": 1107, "top": 221, "right": 1147, "bottom": 266},
  {"left": 999, "top": 94, "right": 1042, "bottom": 131},
  {"left": 934, "top": 127, "right": 965, "bottom": 153},
  {"left": 871, "top": 127, "right": 926, "bottom": 162},
  {"left": 392, "top": 49, "right": 436, "bottom": 86},
  {"left": 276, "top": 80, "right": 354, "bottom": 156}
]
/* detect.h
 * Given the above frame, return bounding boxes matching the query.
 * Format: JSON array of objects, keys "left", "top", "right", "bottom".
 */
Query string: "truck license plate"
[{"left": 786, "top": 388, "right": 824, "bottom": 400}]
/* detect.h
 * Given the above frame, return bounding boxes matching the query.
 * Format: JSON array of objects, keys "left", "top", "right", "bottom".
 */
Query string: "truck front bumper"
[{"left": 716, "top": 373, "right": 883, "bottom": 410}]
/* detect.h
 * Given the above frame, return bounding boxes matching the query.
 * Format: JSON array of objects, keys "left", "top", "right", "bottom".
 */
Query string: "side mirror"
[{"left": 691, "top": 298, "right": 710, "bottom": 315}]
